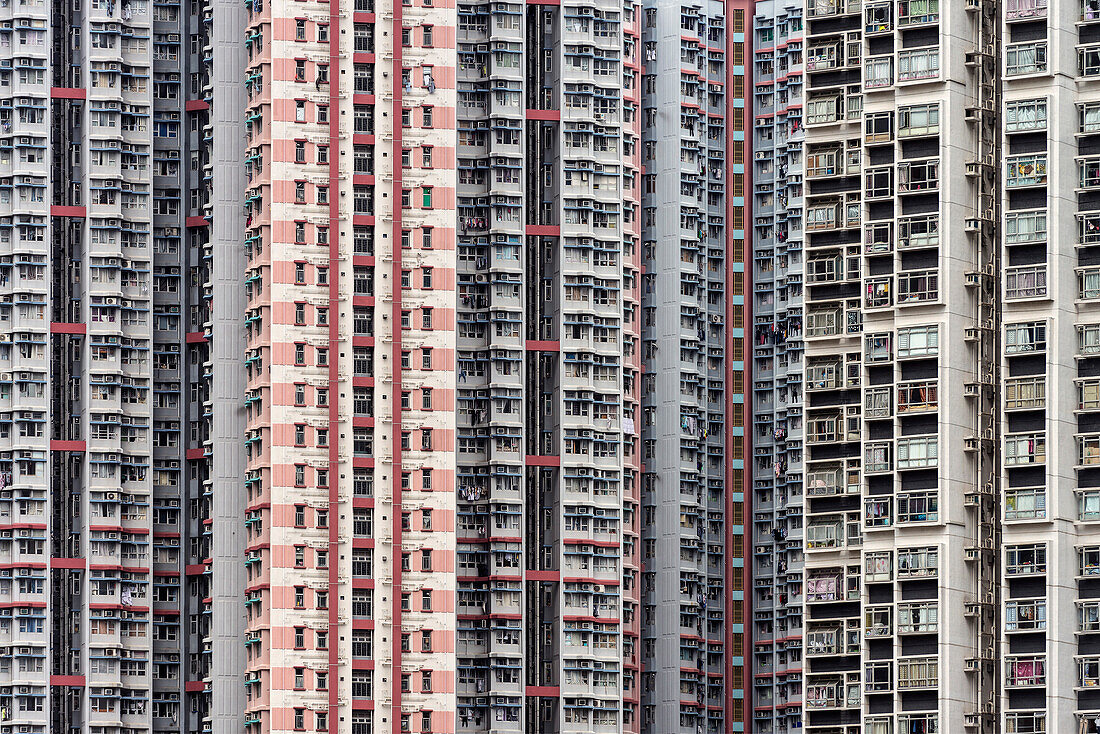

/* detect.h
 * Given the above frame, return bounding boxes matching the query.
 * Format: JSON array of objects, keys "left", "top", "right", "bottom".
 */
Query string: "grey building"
[{"left": 750, "top": 2, "right": 804, "bottom": 733}]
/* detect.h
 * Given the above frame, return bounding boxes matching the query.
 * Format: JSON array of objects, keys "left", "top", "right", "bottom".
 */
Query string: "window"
[
  {"left": 1007, "top": 98, "right": 1048, "bottom": 132},
  {"left": 1005, "top": 321, "right": 1046, "bottom": 353},
  {"left": 864, "top": 56, "right": 893, "bottom": 88},
  {"left": 897, "top": 546, "right": 938, "bottom": 578},
  {"left": 1006, "top": 265, "right": 1047, "bottom": 299},
  {"left": 897, "top": 602, "right": 938, "bottom": 634},
  {"left": 1082, "top": 545, "right": 1100, "bottom": 576},
  {"left": 897, "top": 47, "right": 939, "bottom": 81},
  {"left": 1082, "top": 102, "right": 1100, "bottom": 133},
  {"left": 1006, "top": 656, "right": 1046, "bottom": 687},
  {"left": 1007, "top": 42, "right": 1047, "bottom": 75},
  {"left": 898, "top": 103, "right": 939, "bottom": 137},
  {"left": 1005, "top": 599, "right": 1046, "bottom": 631},
  {"left": 1006, "top": 543, "right": 1046, "bottom": 575},
  {"left": 422, "top": 187, "right": 433, "bottom": 208},
  {"left": 1005, "top": 210, "right": 1047, "bottom": 244},
  {"left": 896, "top": 490, "right": 938, "bottom": 522},
  {"left": 1005, "top": 433, "right": 1045, "bottom": 466},
  {"left": 1007, "top": 154, "right": 1048, "bottom": 188},
  {"left": 897, "top": 657, "right": 938, "bottom": 689},
  {"left": 896, "top": 436, "right": 938, "bottom": 470},
  {"left": 1005, "top": 376, "right": 1045, "bottom": 410},
  {"left": 1081, "top": 44, "right": 1100, "bottom": 77},
  {"left": 897, "top": 325, "right": 939, "bottom": 358}
]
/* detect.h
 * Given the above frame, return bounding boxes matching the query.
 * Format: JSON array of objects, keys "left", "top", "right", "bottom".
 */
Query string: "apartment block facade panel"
[
  {"left": 18, "top": 0, "right": 759, "bottom": 731},
  {"left": 639, "top": 2, "right": 748, "bottom": 732},
  {"left": 802, "top": 1, "right": 990, "bottom": 732},
  {"left": 750, "top": 2, "right": 803, "bottom": 732}
]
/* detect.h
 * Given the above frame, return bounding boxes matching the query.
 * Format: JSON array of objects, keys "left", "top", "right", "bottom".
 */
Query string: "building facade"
[
  {"left": 638, "top": 1, "right": 750, "bottom": 732},
  {"left": 22, "top": 0, "right": 756, "bottom": 730},
  {"left": 749, "top": 2, "right": 803, "bottom": 732}
]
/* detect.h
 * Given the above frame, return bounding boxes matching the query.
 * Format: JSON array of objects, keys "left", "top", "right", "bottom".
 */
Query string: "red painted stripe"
[
  {"left": 50, "top": 558, "right": 86, "bottom": 570},
  {"left": 525, "top": 454, "right": 560, "bottom": 467},
  {"left": 525, "top": 224, "right": 560, "bottom": 236},
  {"left": 526, "top": 108, "right": 560, "bottom": 120},
  {"left": 51, "top": 87, "right": 86, "bottom": 99},
  {"left": 50, "top": 205, "right": 86, "bottom": 218},
  {"left": 50, "top": 322, "right": 86, "bottom": 334},
  {"left": 50, "top": 440, "right": 86, "bottom": 452},
  {"left": 526, "top": 686, "right": 560, "bottom": 697},
  {"left": 51, "top": 675, "right": 86, "bottom": 686},
  {"left": 525, "top": 340, "right": 559, "bottom": 351}
]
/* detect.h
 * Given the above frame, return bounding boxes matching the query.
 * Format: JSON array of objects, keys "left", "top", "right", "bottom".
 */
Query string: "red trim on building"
[
  {"left": 49, "top": 440, "right": 86, "bottom": 452},
  {"left": 49, "top": 558, "right": 86, "bottom": 570},
  {"left": 50, "top": 675, "right": 86, "bottom": 687},
  {"left": 525, "top": 340, "right": 560, "bottom": 351},
  {"left": 525, "top": 454, "right": 560, "bottom": 467},
  {"left": 526, "top": 108, "right": 560, "bottom": 120},
  {"left": 525, "top": 686, "right": 560, "bottom": 697},
  {"left": 186, "top": 216, "right": 210, "bottom": 228},
  {"left": 185, "top": 99, "right": 210, "bottom": 112},
  {"left": 50, "top": 322, "right": 87, "bottom": 335},
  {"left": 50, "top": 87, "right": 86, "bottom": 100},
  {"left": 186, "top": 331, "right": 209, "bottom": 344},
  {"left": 50, "top": 205, "right": 86, "bottom": 218},
  {"left": 524, "top": 224, "right": 560, "bottom": 236}
]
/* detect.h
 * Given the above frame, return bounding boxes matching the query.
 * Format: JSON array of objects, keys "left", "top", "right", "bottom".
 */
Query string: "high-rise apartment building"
[
  {"left": 749, "top": 2, "right": 803, "bottom": 732},
  {"left": 23, "top": 0, "right": 756, "bottom": 728},
  {"left": 800, "top": 0, "right": 992, "bottom": 731},
  {"left": 3, "top": 0, "right": 250, "bottom": 731},
  {"left": 638, "top": 1, "right": 749, "bottom": 732}
]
